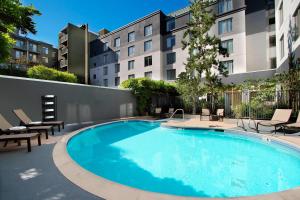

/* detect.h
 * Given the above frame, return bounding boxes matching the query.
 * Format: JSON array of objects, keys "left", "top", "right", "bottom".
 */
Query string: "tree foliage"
[
  {"left": 27, "top": 65, "right": 78, "bottom": 83},
  {"left": 121, "top": 78, "right": 178, "bottom": 115},
  {"left": 0, "top": 0, "right": 41, "bottom": 62},
  {"left": 177, "top": 0, "right": 228, "bottom": 114}
]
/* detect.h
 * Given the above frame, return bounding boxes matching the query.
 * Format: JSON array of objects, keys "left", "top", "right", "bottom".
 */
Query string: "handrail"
[{"left": 169, "top": 109, "right": 184, "bottom": 120}]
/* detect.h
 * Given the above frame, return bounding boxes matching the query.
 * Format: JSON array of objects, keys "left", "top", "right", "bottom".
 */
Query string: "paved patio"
[
  {"left": 0, "top": 122, "right": 105, "bottom": 200},
  {"left": 1, "top": 118, "right": 300, "bottom": 200}
]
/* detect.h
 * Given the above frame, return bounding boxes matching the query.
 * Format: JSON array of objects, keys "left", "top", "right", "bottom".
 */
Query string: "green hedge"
[
  {"left": 121, "top": 78, "right": 178, "bottom": 115},
  {"left": 0, "top": 67, "right": 28, "bottom": 77},
  {"left": 27, "top": 65, "right": 78, "bottom": 83}
]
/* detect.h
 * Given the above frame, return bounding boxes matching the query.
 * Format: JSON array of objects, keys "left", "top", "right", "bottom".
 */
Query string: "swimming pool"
[{"left": 67, "top": 121, "right": 300, "bottom": 198}]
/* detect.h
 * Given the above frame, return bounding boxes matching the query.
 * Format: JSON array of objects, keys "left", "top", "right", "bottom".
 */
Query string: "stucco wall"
[{"left": 0, "top": 76, "right": 136, "bottom": 126}]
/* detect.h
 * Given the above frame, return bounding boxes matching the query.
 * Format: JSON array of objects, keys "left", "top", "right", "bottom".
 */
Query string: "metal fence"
[{"left": 224, "top": 90, "right": 300, "bottom": 119}]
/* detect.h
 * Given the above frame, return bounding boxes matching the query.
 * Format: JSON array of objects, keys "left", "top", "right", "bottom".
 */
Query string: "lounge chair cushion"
[
  {"left": 0, "top": 133, "right": 40, "bottom": 140},
  {"left": 286, "top": 122, "right": 300, "bottom": 128},
  {"left": 271, "top": 109, "right": 292, "bottom": 122},
  {"left": 258, "top": 120, "right": 286, "bottom": 126},
  {"left": 202, "top": 109, "right": 210, "bottom": 116},
  {"left": 0, "top": 114, "right": 13, "bottom": 130}
]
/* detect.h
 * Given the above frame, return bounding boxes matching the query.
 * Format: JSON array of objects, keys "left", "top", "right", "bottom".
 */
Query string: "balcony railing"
[
  {"left": 60, "top": 59, "right": 68, "bottom": 67},
  {"left": 60, "top": 34, "right": 68, "bottom": 43},
  {"left": 60, "top": 47, "right": 68, "bottom": 55},
  {"left": 268, "top": 24, "right": 275, "bottom": 32}
]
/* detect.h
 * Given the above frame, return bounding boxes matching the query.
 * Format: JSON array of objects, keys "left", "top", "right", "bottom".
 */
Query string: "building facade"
[
  {"left": 89, "top": 0, "right": 276, "bottom": 87},
  {"left": 275, "top": 0, "right": 300, "bottom": 72},
  {"left": 3, "top": 32, "right": 58, "bottom": 70},
  {"left": 58, "top": 23, "right": 98, "bottom": 83}
]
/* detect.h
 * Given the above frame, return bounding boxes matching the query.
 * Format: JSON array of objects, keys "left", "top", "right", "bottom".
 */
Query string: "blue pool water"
[{"left": 67, "top": 121, "right": 300, "bottom": 198}]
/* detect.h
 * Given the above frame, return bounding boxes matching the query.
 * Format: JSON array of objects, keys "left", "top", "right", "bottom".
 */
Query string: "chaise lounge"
[
  {"left": 255, "top": 109, "right": 292, "bottom": 134},
  {"left": 283, "top": 112, "right": 300, "bottom": 135},
  {"left": 0, "top": 113, "right": 51, "bottom": 139},
  {"left": 200, "top": 109, "right": 211, "bottom": 121},
  {"left": 13, "top": 109, "right": 64, "bottom": 132},
  {"left": 0, "top": 114, "right": 41, "bottom": 152}
]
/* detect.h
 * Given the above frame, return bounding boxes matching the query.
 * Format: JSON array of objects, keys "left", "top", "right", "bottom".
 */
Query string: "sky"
[{"left": 22, "top": 0, "right": 189, "bottom": 47}]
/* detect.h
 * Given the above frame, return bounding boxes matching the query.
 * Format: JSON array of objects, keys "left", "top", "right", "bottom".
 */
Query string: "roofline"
[
  {"left": 99, "top": 10, "right": 164, "bottom": 39},
  {"left": 59, "top": 23, "right": 98, "bottom": 36},
  {"left": 11, "top": 33, "right": 56, "bottom": 48}
]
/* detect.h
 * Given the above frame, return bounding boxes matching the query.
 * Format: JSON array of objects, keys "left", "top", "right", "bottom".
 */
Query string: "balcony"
[
  {"left": 60, "top": 59, "right": 68, "bottom": 67},
  {"left": 14, "top": 44, "right": 26, "bottom": 50},
  {"left": 60, "top": 34, "right": 68, "bottom": 43},
  {"left": 29, "top": 47, "right": 38, "bottom": 53},
  {"left": 60, "top": 47, "right": 68, "bottom": 55},
  {"left": 268, "top": 24, "right": 275, "bottom": 32}
]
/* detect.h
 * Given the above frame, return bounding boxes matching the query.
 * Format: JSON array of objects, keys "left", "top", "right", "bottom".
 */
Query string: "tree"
[
  {"left": 177, "top": 0, "right": 228, "bottom": 114},
  {"left": 121, "top": 78, "right": 178, "bottom": 115},
  {"left": 0, "top": 0, "right": 41, "bottom": 62}
]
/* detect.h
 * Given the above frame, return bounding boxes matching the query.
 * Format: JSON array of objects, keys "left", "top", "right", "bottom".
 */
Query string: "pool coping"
[{"left": 53, "top": 120, "right": 300, "bottom": 200}]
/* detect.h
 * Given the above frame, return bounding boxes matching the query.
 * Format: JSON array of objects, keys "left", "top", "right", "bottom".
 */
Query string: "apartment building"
[
  {"left": 2, "top": 32, "right": 58, "bottom": 70},
  {"left": 89, "top": 0, "right": 276, "bottom": 87},
  {"left": 275, "top": 0, "right": 300, "bottom": 72},
  {"left": 58, "top": 23, "right": 98, "bottom": 83}
]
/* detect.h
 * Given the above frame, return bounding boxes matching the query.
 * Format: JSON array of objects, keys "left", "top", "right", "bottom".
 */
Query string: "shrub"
[
  {"left": 27, "top": 65, "right": 78, "bottom": 83},
  {"left": 0, "top": 67, "right": 28, "bottom": 77},
  {"left": 121, "top": 78, "right": 178, "bottom": 115}
]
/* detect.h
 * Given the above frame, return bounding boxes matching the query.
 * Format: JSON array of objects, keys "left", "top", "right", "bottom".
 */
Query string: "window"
[
  {"left": 279, "top": 2, "right": 284, "bottom": 26},
  {"left": 115, "top": 77, "right": 120, "bottom": 86},
  {"left": 128, "top": 46, "right": 135, "bottom": 56},
  {"left": 166, "top": 35, "right": 176, "bottom": 48},
  {"left": 128, "top": 60, "right": 134, "bottom": 70},
  {"left": 218, "top": 0, "right": 233, "bottom": 14},
  {"left": 167, "top": 52, "right": 176, "bottom": 65},
  {"left": 221, "top": 39, "right": 233, "bottom": 54},
  {"left": 115, "top": 51, "right": 120, "bottom": 61},
  {"left": 166, "top": 18, "right": 175, "bottom": 32},
  {"left": 29, "top": 53, "right": 37, "bottom": 62},
  {"left": 293, "top": 7, "right": 300, "bottom": 41},
  {"left": 42, "top": 47, "right": 49, "bottom": 54},
  {"left": 144, "top": 56, "right": 152, "bottom": 67},
  {"left": 93, "top": 74, "right": 97, "bottom": 79},
  {"left": 103, "top": 79, "right": 108, "bottom": 87},
  {"left": 115, "top": 64, "right": 120, "bottom": 73},
  {"left": 42, "top": 57, "right": 48, "bottom": 63},
  {"left": 15, "top": 50, "right": 24, "bottom": 59},
  {"left": 29, "top": 43, "right": 37, "bottom": 52},
  {"left": 144, "top": 71, "right": 152, "bottom": 78},
  {"left": 280, "top": 35, "right": 285, "bottom": 59},
  {"left": 269, "top": 17, "right": 275, "bottom": 25},
  {"left": 103, "top": 54, "right": 108, "bottom": 64},
  {"left": 269, "top": 36, "right": 276, "bottom": 47},
  {"left": 103, "top": 42, "right": 109, "bottom": 51},
  {"left": 15, "top": 40, "right": 24, "bottom": 48},
  {"left": 103, "top": 66, "right": 108, "bottom": 75},
  {"left": 270, "top": 57, "right": 277, "bottom": 69},
  {"left": 114, "top": 37, "right": 120, "bottom": 48},
  {"left": 218, "top": 18, "right": 232, "bottom": 35},
  {"left": 221, "top": 60, "right": 234, "bottom": 74},
  {"left": 144, "top": 25, "right": 153, "bottom": 36},
  {"left": 93, "top": 63, "right": 96, "bottom": 67},
  {"left": 128, "top": 32, "right": 135, "bottom": 42},
  {"left": 166, "top": 69, "right": 176, "bottom": 80},
  {"left": 144, "top": 40, "right": 152, "bottom": 52},
  {"left": 128, "top": 74, "right": 135, "bottom": 79}
]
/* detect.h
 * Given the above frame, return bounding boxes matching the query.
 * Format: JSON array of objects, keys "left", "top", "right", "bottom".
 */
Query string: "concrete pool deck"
[{"left": 2, "top": 118, "right": 300, "bottom": 200}]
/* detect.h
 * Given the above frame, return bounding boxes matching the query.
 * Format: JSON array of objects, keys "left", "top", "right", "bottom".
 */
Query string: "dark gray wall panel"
[{"left": 0, "top": 76, "right": 136, "bottom": 125}]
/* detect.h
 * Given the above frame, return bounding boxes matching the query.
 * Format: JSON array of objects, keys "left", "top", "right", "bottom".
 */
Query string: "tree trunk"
[{"left": 192, "top": 98, "right": 197, "bottom": 115}]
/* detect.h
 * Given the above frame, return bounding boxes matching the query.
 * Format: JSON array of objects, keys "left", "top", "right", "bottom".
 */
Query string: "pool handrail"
[{"left": 169, "top": 109, "right": 185, "bottom": 120}]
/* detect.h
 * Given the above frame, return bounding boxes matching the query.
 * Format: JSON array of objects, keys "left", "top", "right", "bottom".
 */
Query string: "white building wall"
[{"left": 275, "top": 0, "right": 300, "bottom": 71}]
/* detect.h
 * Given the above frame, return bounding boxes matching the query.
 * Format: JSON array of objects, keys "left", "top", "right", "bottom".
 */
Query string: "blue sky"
[{"left": 22, "top": 0, "right": 189, "bottom": 47}]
